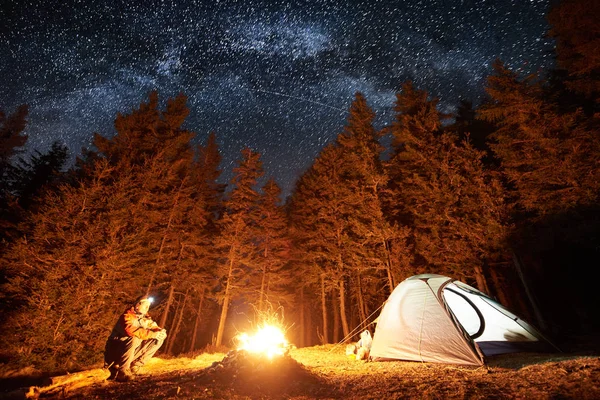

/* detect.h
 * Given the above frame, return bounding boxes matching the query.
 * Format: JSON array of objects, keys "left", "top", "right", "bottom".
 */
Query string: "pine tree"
[
  {"left": 385, "top": 81, "right": 447, "bottom": 270},
  {"left": 161, "top": 133, "right": 226, "bottom": 354},
  {"left": 0, "top": 159, "right": 146, "bottom": 369},
  {"left": 187, "top": 132, "right": 225, "bottom": 352},
  {"left": 11, "top": 141, "right": 69, "bottom": 210},
  {"left": 479, "top": 60, "right": 600, "bottom": 216},
  {"left": 446, "top": 100, "right": 495, "bottom": 157},
  {"left": 213, "top": 148, "right": 263, "bottom": 347},
  {"left": 548, "top": 0, "right": 600, "bottom": 104},
  {"left": 288, "top": 93, "right": 413, "bottom": 343},
  {"left": 0, "top": 93, "right": 202, "bottom": 368},
  {"left": 0, "top": 105, "right": 28, "bottom": 169},
  {"left": 387, "top": 82, "right": 508, "bottom": 291},
  {"left": 0, "top": 105, "right": 29, "bottom": 243},
  {"left": 288, "top": 144, "right": 351, "bottom": 343},
  {"left": 252, "top": 178, "right": 292, "bottom": 314},
  {"left": 334, "top": 93, "right": 411, "bottom": 324},
  {"left": 195, "top": 132, "right": 225, "bottom": 219},
  {"left": 478, "top": 59, "right": 600, "bottom": 330}
]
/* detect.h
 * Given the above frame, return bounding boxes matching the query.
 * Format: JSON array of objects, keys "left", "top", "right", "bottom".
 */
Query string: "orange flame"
[{"left": 236, "top": 324, "right": 289, "bottom": 359}]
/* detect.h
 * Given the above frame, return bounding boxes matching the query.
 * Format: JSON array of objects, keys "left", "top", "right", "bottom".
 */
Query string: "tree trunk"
[
  {"left": 299, "top": 286, "right": 305, "bottom": 348},
  {"left": 320, "top": 273, "right": 328, "bottom": 344},
  {"left": 474, "top": 264, "right": 490, "bottom": 294},
  {"left": 36, "top": 368, "right": 109, "bottom": 397},
  {"left": 488, "top": 264, "right": 509, "bottom": 306},
  {"left": 159, "top": 284, "right": 175, "bottom": 328},
  {"left": 259, "top": 261, "right": 268, "bottom": 313},
  {"left": 511, "top": 250, "right": 547, "bottom": 331},
  {"left": 339, "top": 279, "right": 350, "bottom": 342},
  {"left": 384, "top": 240, "right": 395, "bottom": 293},
  {"left": 159, "top": 243, "right": 186, "bottom": 328},
  {"left": 147, "top": 179, "right": 186, "bottom": 292},
  {"left": 167, "top": 289, "right": 189, "bottom": 354},
  {"left": 332, "top": 291, "right": 340, "bottom": 343},
  {"left": 355, "top": 270, "right": 367, "bottom": 330},
  {"left": 259, "top": 237, "right": 270, "bottom": 313},
  {"left": 189, "top": 288, "right": 205, "bottom": 352},
  {"left": 166, "top": 295, "right": 182, "bottom": 344},
  {"left": 349, "top": 306, "right": 358, "bottom": 340},
  {"left": 216, "top": 256, "right": 235, "bottom": 347}
]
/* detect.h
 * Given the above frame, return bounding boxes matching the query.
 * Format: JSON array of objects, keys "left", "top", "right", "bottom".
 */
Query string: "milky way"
[{"left": 1, "top": 0, "right": 554, "bottom": 196}]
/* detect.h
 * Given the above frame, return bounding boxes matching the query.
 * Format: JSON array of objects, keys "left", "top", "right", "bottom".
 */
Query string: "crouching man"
[{"left": 104, "top": 295, "right": 167, "bottom": 382}]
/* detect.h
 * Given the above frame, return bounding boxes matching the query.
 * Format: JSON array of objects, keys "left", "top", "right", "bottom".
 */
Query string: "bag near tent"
[{"left": 370, "top": 274, "right": 555, "bottom": 366}]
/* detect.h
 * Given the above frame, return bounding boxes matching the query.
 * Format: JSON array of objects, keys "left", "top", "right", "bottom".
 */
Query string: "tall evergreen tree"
[
  {"left": 253, "top": 178, "right": 292, "bottom": 313},
  {"left": 288, "top": 144, "right": 351, "bottom": 343},
  {"left": 187, "top": 132, "right": 225, "bottom": 352},
  {"left": 11, "top": 141, "right": 69, "bottom": 210},
  {"left": 0, "top": 93, "right": 202, "bottom": 369},
  {"left": 547, "top": 0, "right": 600, "bottom": 105},
  {"left": 0, "top": 105, "right": 29, "bottom": 243},
  {"left": 0, "top": 105, "right": 28, "bottom": 170},
  {"left": 195, "top": 132, "right": 225, "bottom": 219},
  {"left": 288, "top": 93, "right": 413, "bottom": 342},
  {"left": 213, "top": 148, "right": 263, "bottom": 347},
  {"left": 446, "top": 100, "right": 496, "bottom": 157},
  {"left": 335, "top": 93, "right": 411, "bottom": 323},
  {"left": 479, "top": 59, "right": 600, "bottom": 332},
  {"left": 287, "top": 173, "right": 325, "bottom": 343},
  {"left": 387, "top": 82, "right": 508, "bottom": 291},
  {"left": 479, "top": 60, "right": 600, "bottom": 217},
  {"left": 1, "top": 159, "right": 144, "bottom": 369}
]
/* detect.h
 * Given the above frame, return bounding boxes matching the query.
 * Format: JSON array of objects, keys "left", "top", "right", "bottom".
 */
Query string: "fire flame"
[{"left": 236, "top": 324, "right": 289, "bottom": 359}]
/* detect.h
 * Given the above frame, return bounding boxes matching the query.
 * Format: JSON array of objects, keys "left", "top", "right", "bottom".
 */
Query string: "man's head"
[{"left": 134, "top": 295, "right": 154, "bottom": 314}]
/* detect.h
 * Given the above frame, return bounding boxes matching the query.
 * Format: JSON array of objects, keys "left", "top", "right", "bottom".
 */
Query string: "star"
[{"left": 0, "top": 0, "right": 553, "bottom": 197}]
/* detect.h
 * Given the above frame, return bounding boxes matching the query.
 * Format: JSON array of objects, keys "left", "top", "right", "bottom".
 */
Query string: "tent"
[{"left": 370, "top": 274, "right": 554, "bottom": 366}]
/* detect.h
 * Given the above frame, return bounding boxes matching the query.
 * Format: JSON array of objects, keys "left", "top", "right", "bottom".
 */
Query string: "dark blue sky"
[{"left": 1, "top": 0, "right": 554, "bottom": 196}]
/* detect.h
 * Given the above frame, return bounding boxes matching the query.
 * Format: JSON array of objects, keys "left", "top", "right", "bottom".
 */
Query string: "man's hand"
[{"left": 153, "top": 329, "right": 167, "bottom": 341}]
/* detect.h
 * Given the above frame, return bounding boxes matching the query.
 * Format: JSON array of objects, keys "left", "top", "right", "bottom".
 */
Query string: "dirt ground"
[{"left": 2, "top": 343, "right": 600, "bottom": 400}]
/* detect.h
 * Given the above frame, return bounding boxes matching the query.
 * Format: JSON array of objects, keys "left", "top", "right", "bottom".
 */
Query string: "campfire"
[
  {"left": 235, "top": 324, "right": 290, "bottom": 359},
  {"left": 191, "top": 324, "right": 323, "bottom": 397},
  {"left": 205, "top": 324, "right": 299, "bottom": 385}
]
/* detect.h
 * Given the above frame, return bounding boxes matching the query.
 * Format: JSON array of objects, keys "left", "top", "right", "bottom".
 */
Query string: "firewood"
[{"left": 25, "top": 368, "right": 110, "bottom": 398}]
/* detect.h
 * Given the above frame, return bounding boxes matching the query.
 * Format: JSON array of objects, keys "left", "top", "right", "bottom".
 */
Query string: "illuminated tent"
[{"left": 370, "top": 274, "right": 553, "bottom": 366}]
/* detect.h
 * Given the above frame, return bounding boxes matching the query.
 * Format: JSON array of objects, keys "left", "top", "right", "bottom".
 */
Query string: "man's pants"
[{"left": 105, "top": 336, "right": 165, "bottom": 371}]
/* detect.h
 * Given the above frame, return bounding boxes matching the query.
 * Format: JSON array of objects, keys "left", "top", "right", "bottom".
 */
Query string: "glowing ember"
[{"left": 236, "top": 324, "right": 289, "bottom": 359}]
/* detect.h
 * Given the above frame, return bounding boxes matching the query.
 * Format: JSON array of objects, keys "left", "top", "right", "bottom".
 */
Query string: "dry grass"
[{"left": 4, "top": 344, "right": 600, "bottom": 399}]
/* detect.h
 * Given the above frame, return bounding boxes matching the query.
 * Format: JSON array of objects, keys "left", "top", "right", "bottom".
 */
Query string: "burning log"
[
  {"left": 195, "top": 323, "right": 322, "bottom": 396},
  {"left": 204, "top": 323, "right": 294, "bottom": 378},
  {"left": 202, "top": 348, "right": 312, "bottom": 395},
  {"left": 206, "top": 348, "right": 293, "bottom": 377}
]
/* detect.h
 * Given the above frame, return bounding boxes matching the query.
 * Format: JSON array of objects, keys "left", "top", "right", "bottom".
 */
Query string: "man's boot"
[
  {"left": 115, "top": 368, "right": 134, "bottom": 382},
  {"left": 104, "top": 362, "right": 119, "bottom": 380},
  {"left": 107, "top": 366, "right": 118, "bottom": 380}
]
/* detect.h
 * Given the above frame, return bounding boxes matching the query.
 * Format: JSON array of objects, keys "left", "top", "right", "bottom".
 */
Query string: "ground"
[{"left": 1, "top": 343, "right": 600, "bottom": 399}]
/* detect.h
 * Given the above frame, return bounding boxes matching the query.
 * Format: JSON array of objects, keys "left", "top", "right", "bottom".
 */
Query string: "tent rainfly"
[{"left": 370, "top": 274, "right": 554, "bottom": 366}]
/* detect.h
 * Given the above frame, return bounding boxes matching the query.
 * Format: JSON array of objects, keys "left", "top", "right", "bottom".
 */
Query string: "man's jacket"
[{"left": 109, "top": 307, "right": 160, "bottom": 340}]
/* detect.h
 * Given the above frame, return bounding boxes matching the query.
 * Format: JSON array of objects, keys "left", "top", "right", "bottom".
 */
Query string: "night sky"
[{"left": 1, "top": 0, "right": 554, "bottom": 196}]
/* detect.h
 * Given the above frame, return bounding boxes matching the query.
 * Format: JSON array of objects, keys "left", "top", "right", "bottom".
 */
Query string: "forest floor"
[{"left": 1, "top": 339, "right": 600, "bottom": 400}]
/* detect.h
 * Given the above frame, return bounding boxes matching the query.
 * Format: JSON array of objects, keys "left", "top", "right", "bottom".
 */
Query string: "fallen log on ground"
[{"left": 25, "top": 368, "right": 110, "bottom": 399}]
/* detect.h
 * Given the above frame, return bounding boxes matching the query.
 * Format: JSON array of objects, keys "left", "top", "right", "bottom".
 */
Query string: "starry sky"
[{"left": 1, "top": 0, "right": 554, "bottom": 197}]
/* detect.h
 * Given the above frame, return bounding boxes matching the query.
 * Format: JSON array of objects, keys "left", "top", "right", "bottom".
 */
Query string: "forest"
[{"left": 1, "top": 0, "right": 599, "bottom": 374}]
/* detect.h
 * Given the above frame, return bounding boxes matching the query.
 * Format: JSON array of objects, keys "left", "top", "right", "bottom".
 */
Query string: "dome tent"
[{"left": 370, "top": 274, "right": 554, "bottom": 366}]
